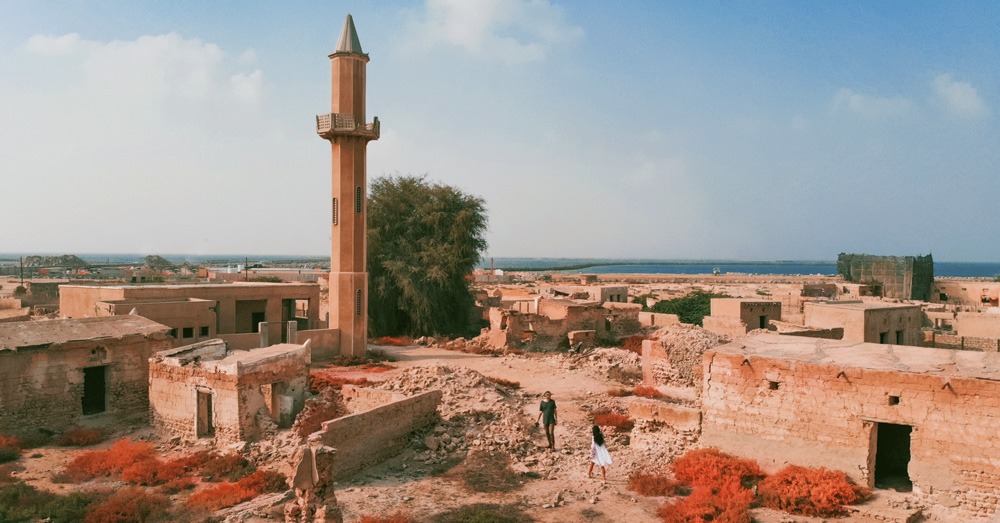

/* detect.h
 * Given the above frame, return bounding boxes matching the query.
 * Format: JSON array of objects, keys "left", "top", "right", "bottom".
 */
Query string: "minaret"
[{"left": 317, "top": 14, "right": 379, "bottom": 357}]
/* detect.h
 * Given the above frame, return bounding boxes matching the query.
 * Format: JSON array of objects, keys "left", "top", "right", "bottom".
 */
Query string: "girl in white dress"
[{"left": 588, "top": 425, "right": 612, "bottom": 480}]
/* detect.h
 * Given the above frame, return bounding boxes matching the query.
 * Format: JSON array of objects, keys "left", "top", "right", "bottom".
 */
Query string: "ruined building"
[
  {"left": 317, "top": 14, "right": 379, "bottom": 358},
  {"left": 702, "top": 334, "right": 1000, "bottom": 519},
  {"left": 0, "top": 316, "right": 172, "bottom": 437},
  {"left": 837, "top": 253, "right": 933, "bottom": 301}
]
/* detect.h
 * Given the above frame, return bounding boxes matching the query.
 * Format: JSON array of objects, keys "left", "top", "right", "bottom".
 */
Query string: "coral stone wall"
[
  {"left": 0, "top": 334, "right": 172, "bottom": 436},
  {"left": 702, "top": 348, "right": 1000, "bottom": 518},
  {"left": 149, "top": 363, "right": 242, "bottom": 443}
]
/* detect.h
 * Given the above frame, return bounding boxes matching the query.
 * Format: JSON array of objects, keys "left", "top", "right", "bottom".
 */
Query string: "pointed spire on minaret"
[{"left": 336, "top": 14, "right": 364, "bottom": 54}]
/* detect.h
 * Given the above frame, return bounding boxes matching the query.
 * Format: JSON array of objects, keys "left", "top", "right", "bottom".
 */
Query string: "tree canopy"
[
  {"left": 367, "top": 175, "right": 488, "bottom": 337},
  {"left": 648, "top": 291, "right": 730, "bottom": 326}
]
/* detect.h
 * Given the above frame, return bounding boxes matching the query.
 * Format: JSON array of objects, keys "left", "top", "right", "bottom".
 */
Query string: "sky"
[{"left": 1, "top": 1, "right": 998, "bottom": 262}]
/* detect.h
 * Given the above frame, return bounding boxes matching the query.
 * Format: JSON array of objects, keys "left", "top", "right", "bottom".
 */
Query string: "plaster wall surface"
[
  {"left": 804, "top": 301, "right": 922, "bottom": 345},
  {"left": 702, "top": 334, "right": 1000, "bottom": 518}
]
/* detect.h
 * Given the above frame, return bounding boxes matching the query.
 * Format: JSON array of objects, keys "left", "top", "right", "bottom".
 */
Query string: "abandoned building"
[
  {"left": 149, "top": 338, "right": 310, "bottom": 444},
  {"left": 803, "top": 300, "right": 923, "bottom": 345},
  {"left": 931, "top": 280, "right": 1000, "bottom": 309},
  {"left": 548, "top": 284, "right": 629, "bottom": 304},
  {"left": 702, "top": 298, "right": 781, "bottom": 338},
  {"left": 485, "top": 297, "right": 640, "bottom": 349},
  {"left": 837, "top": 253, "right": 934, "bottom": 301},
  {"left": 702, "top": 334, "right": 1000, "bottom": 518},
  {"left": 0, "top": 316, "right": 173, "bottom": 437},
  {"left": 58, "top": 282, "right": 336, "bottom": 357}
]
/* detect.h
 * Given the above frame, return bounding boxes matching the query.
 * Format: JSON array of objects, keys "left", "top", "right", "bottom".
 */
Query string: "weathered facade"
[
  {"left": 149, "top": 339, "right": 310, "bottom": 444},
  {"left": 702, "top": 298, "right": 781, "bottom": 338},
  {"left": 804, "top": 300, "right": 923, "bottom": 345},
  {"left": 837, "top": 253, "right": 933, "bottom": 301},
  {"left": 702, "top": 334, "right": 1000, "bottom": 518},
  {"left": 0, "top": 316, "right": 172, "bottom": 436}
]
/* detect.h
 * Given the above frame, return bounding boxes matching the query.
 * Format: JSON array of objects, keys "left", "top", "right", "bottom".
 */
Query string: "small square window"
[
  {"left": 768, "top": 381, "right": 780, "bottom": 390},
  {"left": 182, "top": 327, "right": 194, "bottom": 339},
  {"left": 888, "top": 395, "right": 900, "bottom": 406},
  {"left": 169, "top": 328, "right": 178, "bottom": 338},
  {"left": 199, "top": 326, "right": 209, "bottom": 337}
]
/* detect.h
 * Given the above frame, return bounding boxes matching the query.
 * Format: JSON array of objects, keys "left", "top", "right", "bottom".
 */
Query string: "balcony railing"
[{"left": 316, "top": 113, "right": 380, "bottom": 140}]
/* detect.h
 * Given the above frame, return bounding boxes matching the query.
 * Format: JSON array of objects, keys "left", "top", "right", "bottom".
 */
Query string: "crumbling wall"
[
  {"left": 923, "top": 331, "right": 1000, "bottom": 352},
  {"left": 149, "top": 363, "right": 243, "bottom": 442},
  {"left": 837, "top": 253, "right": 933, "bottom": 300},
  {"left": 702, "top": 347, "right": 1000, "bottom": 518},
  {"left": 311, "top": 386, "right": 441, "bottom": 480}
]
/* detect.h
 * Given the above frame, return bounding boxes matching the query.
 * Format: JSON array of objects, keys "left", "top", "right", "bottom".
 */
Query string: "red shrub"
[
  {"left": 628, "top": 472, "right": 687, "bottom": 497},
  {"left": 658, "top": 481, "right": 754, "bottom": 523},
  {"left": 633, "top": 385, "right": 662, "bottom": 398},
  {"left": 63, "top": 439, "right": 157, "bottom": 481},
  {"left": 158, "top": 476, "right": 196, "bottom": 494},
  {"left": 607, "top": 387, "right": 634, "bottom": 397},
  {"left": 84, "top": 487, "right": 168, "bottom": 523},
  {"left": 309, "top": 370, "right": 370, "bottom": 392},
  {"left": 120, "top": 457, "right": 187, "bottom": 486},
  {"left": 357, "top": 513, "right": 418, "bottom": 523},
  {"left": 238, "top": 469, "right": 287, "bottom": 494},
  {"left": 187, "top": 469, "right": 287, "bottom": 510},
  {"left": 672, "top": 448, "right": 764, "bottom": 491},
  {"left": 592, "top": 412, "right": 635, "bottom": 432},
  {"left": 622, "top": 335, "right": 649, "bottom": 355},
  {"left": 56, "top": 428, "right": 106, "bottom": 447},
  {"left": 757, "top": 465, "right": 870, "bottom": 517},
  {"left": 0, "top": 435, "right": 21, "bottom": 463},
  {"left": 188, "top": 451, "right": 254, "bottom": 482},
  {"left": 371, "top": 336, "right": 413, "bottom": 346}
]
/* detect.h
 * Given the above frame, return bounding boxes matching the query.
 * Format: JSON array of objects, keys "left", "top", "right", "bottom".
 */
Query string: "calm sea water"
[{"left": 2, "top": 254, "right": 998, "bottom": 278}]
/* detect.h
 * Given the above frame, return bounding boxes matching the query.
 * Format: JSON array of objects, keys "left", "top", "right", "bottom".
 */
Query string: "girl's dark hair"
[{"left": 592, "top": 425, "right": 605, "bottom": 446}]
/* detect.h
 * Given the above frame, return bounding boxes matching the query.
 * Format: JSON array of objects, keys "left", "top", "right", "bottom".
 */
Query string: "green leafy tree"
[
  {"left": 648, "top": 291, "right": 729, "bottom": 326},
  {"left": 367, "top": 175, "right": 488, "bottom": 337}
]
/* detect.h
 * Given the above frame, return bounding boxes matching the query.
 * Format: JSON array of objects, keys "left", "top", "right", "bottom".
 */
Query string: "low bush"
[
  {"left": 187, "top": 451, "right": 255, "bottom": 482},
  {"left": 627, "top": 472, "right": 688, "bottom": 497},
  {"left": 84, "top": 487, "right": 168, "bottom": 523},
  {"left": 431, "top": 503, "right": 533, "bottom": 523},
  {"left": 757, "top": 465, "right": 870, "bottom": 517},
  {"left": 187, "top": 469, "right": 287, "bottom": 511},
  {"left": 0, "top": 463, "right": 20, "bottom": 485},
  {"left": 357, "top": 513, "right": 418, "bottom": 523},
  {"left": 671, "top": 448, "right": 764, "bottom": 491},
  {"left": 487, "top": 376, "right": 521, "bottom": 389},
  {"left": 0, "top": 435, "right": 21, "bottom": 464},
  {"left": 55, "top": 428, "right": 106, "bottom": 447},
  {"left": 607, "top": 387, "right": 634, "bottom": 397},
  {"left": 633, "top": 385, "right": 662, "bottom": 398},
  {"left": 120, "top": 457, "right": 187, "bottom": 486},
  {"left": 460, "top": 451, "right": 522, "bottom": 493},
  {"left": 592, "top": 411, "right": 635, "bottom": 432},
  {"left": 371, "top": 336, "right": 413, "bottom": 347},
  {"left": 0, "top": 482, "right": 102, "bottom": 523},
  {"left": 158, "top": 476, "right": 196, "bottom": 494},
  {"left": 61, "top": 439, "right": 157, "bottom": 482},
  {"left": 309, "top": 370, "right": 371, "bottom": 393},
  {"left": 658, "top": 480, "right": 754, "bottom": 523}
]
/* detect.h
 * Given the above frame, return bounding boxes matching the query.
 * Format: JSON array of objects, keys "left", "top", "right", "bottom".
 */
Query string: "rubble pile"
[{"left": 649, "top": 324, "right": 726, "bottom": 386}]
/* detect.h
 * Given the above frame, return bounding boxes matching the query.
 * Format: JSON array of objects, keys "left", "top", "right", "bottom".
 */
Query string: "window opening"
[
  {"left": 355, "top": 186, "right": 363, "bottom": 213},
  {"left": 332, "top": 198, "right": 339, "bottom": 225}
]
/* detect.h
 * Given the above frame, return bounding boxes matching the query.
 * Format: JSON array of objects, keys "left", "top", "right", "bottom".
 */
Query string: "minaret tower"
[{"left": 317, "top": 14, "right": 379, "bottom": 357}]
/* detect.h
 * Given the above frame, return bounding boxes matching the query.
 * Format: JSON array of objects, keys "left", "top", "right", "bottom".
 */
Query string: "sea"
[{"left": 1, "top": 254, "right": 998, "bottom": 279}]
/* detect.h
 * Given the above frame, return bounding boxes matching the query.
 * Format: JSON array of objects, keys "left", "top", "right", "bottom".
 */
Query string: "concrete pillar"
[
  {"left": 287, "top": 321, "right": 298, "bottom": 345},
  {"left": 259, "top": 322, "right": 269, "bottom": 347}
]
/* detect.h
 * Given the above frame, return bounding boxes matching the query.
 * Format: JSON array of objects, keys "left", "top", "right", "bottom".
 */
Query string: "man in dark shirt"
[{"left": 536, "top": 391, "right": 557, "bottom": 450}]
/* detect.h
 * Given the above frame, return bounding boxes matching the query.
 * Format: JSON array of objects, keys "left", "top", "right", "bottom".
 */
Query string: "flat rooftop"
[
  {"left": 0, "top": 316, "right": 170, "bottom": 350},
  {"left": 61, "top": 282, "right": 316, "bottom": 290},
  {"left": 807, "top": 300, "right": 920, "bottom": 310},
  {"left": 711, "top": 334, "right": 1000, "bottom": 380}
]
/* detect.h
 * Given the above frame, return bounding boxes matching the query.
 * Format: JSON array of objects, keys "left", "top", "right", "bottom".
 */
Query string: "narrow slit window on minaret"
[
  {"left": 332, "top": 198, "right": 339, "bottom": 225},
  {"left": 355, "top": 186, "right": 363, "bottom": 213},
  {"left": 355, "top": 289, "right": 362, "bottom": 316}
]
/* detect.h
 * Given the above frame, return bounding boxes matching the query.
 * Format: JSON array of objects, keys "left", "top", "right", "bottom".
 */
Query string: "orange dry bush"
[
  {"left": 592, "top": 412, "right": 635, "bottom": 432},
  {"left": 63, "top": 439, "right": 157, "bottom": 481},
  {"left": 487, "top": 376, "right": 520, "bottom": 389},
  {"left": 55, "top": 428, "right": 106, "bottom": 447},
  {"left": 159, "top": 476, "right": 196, "bottom": 494},
  {"left": 757, "top": 465, "right": 870, "bottom": 517},
  {"left": 658, "top": 479, "right": 754, "bottom": 523},
  {"left": 622, "top": 335, "right": 649, "bottom": 355},
  {"left": 357, "top": 513, "right": 418, "bottom": 523},
  {"left": 309, "top": 370, "right": 370, "bottom": 392},
  {"left": 185, "top": 451, "right": 255, "bottom": 482},
  {"left": 607, "top": 387, "right": 634, "bottom": 397},
  {"left": 371, "top": 336, "right": 413, "bottom": 346},
  {"left": 120, "top": 457, "right": 187, "bottom": 486},
  {"left": 0, "top": 435, "right": 21, "bottom": 464},
  {"left": 672, "top": 448, "right": 764, "bottom": 491},
  {"left": 628, "top": 472, "right": 688, "bottom": 497},
  {"left": 633, "top": 385, "right": 662, "bottom": 398},
  {"left": 84, "top": 486, "right": 168, "bottom": 523},
  {"left": 187, "top": 469, "right": 286, "bottom": 511}
]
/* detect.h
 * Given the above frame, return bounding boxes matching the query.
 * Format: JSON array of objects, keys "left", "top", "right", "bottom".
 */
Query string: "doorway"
[
  {"left": 82, "top": 366, "right": 107, "bottom": 415},
  {"left": 196, "top": 391, "right": 214, "bottom": 437},
  {"left": 872, "top": 422, "right": 912, "bottom": 492}
]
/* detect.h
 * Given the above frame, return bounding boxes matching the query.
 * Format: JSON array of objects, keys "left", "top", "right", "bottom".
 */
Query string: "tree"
[
  {"left": 367, "top": 175, "right": 488, "bottom": 337},
  {"left": 648, "top": 291, "right": 729, "bottom": 326}
]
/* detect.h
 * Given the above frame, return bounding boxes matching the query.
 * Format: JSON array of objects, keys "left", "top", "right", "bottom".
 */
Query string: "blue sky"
[{"left": 1, "top": 1, "right": 997, "bottom": 261}]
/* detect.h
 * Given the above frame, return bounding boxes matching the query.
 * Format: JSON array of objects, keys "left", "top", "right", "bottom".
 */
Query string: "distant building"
[
  {"left": 837, "top": 253, "right": 933, "bottom": 301},
  {"left": 702, "top": 298, "right": 781, "bottom": 338},
  {"left": 804, "top": 300, "right": 922, "bottom": 345}
]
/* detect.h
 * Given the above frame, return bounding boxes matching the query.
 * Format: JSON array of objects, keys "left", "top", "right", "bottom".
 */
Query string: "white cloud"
[
  {"left": 832, "top": 88, "right": 913, "bottom": 120},
  {"left": 408, "top": 0, "right": 583, "bottom": 64},
  {"left": 231, "top": 69, "right": 263, "bottom": 105},
  {"left": 933, "top": 73, "right": 988, "bottom": 119},
  {"left": 25, "top": 33, "right": 83, "bottom": 56}
]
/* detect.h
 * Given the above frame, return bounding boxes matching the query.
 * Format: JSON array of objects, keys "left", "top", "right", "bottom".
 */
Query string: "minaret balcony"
[{"left": 316, "top": 113, "right": 380, "bottom": 140}]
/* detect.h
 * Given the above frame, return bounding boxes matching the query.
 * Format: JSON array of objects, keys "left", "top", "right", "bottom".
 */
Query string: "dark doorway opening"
[
  {"left": 873, "top": 422, "right": 912, "bottom": 492},
  {"left": 197, "top": 391, "right": 214, "bottom": 437},
  {"left": 759, "top": 315, "right": 768, "bottom": 329},
  {"left": 251, "top": 312, "right": 266, "bottom": 333},
  {"left": 82, "top": 366, "right": 107, "bottom": 415}
]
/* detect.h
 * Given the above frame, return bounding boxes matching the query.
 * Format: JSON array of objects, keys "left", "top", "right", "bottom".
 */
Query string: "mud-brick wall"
[
  {"left": 148, "top": 364, "right": 241, "bottom": 443},
  {"left": 701, "top": 350, "right": 1000, "bottom": 518},
  {"left": 0, "top": 335, "right": 172, "bottom": 437},
  {"left": 312, "top": 387, "right": 442, "bottom": 480}
]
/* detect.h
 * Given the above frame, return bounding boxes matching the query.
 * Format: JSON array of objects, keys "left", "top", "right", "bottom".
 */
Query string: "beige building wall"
[
  {"left": 804, "top": 301, "right": 922, "bottom": 345},
  {"left": 702, "top": 335, "right": 1000, "bottom": 518},
  {"left": 704, "top": 298, "right": 781, "bottom": 338}
]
